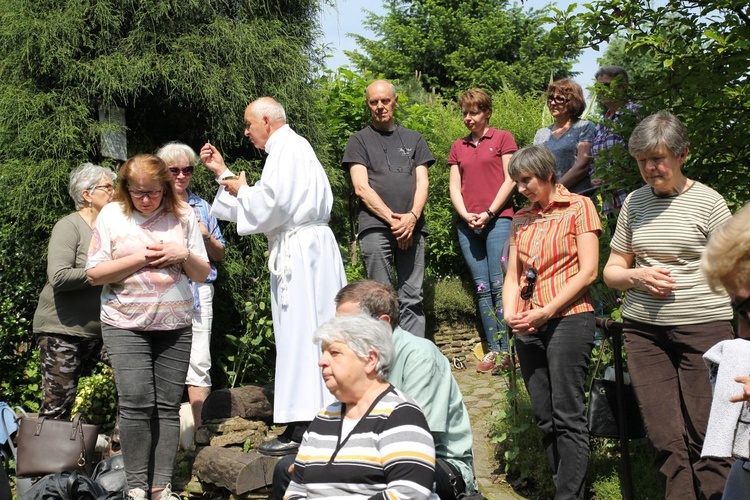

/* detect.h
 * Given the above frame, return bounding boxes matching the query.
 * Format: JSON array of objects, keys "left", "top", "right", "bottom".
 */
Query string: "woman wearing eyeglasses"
[
  {"left": 503, "top": 145, "right": 601, "bottom": 499},
  {"left": 448, "top": 88, "right": 518, "bottom": 373},
  {"left": 533, "top": 79, "right": 594, "bottom": 195},
  {"left": 86, "top": 154, "right": 210, "bottom": 500},
  {"left": 33, "top": 163, "right": 116, "bottom": 420},
  {"left": 156, "top": 142, "right": 226, "bottom": 432},
  {"left": 603, "top": 113, "right": 733, "bottom": 499}
]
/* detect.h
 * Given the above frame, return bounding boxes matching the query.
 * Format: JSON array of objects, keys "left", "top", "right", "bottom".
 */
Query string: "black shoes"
[{"left": 258, "top": 436, "right": 300, "bottom": 457}]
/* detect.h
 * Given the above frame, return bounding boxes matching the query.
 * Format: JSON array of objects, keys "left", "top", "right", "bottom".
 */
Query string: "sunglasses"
[
  {"left": 520, "top": 267, "right": 538, "bottom": 300},
  {"left": 547, "top": 94, "right": 570, "bottom": 104},
  {"left": 169, "top": 166, "right": 194, "bottom": 176},
  {"left": 732, "top": 296, "right": 750, "bottom": 323}
]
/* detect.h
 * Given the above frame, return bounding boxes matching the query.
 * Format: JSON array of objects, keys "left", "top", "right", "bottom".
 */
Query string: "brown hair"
[
  {"left": 334, "top": 280, "right": 400, "bottom": 330},
  {"left": 547, "top": 78, "right": 586, "bottom": 119},
  {"left": 113, "top": 154, "right": 186, "bottom": 217},
  {"left": 458, "top": 88, "right": 493, "bottom": 115}
]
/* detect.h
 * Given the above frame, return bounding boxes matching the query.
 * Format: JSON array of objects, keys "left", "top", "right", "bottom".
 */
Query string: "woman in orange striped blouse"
[{"left": 502, "top": 145, "right": 602, "bottom": 499}]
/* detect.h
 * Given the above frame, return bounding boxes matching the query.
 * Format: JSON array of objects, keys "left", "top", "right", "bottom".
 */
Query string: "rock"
[
  {"left": 193, "top": 446, "right": 279, "bottom": 495},
  {"left": 202, "top": 385, "right": 274, "bottom": 421}
]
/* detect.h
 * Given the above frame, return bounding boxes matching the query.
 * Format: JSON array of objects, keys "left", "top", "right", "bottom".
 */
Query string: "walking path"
[{"left": 452, "top": 356, "right": 526, "bottom": 500}]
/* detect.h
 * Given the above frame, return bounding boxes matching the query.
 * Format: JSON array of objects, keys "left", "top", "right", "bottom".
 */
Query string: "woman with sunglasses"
[
  {"left": 503, "top": 145, "right": 601, "bottom": 499},
  {"left": 603, "top": 112, "right": 733, "bottom": 499},
  {"left": 33, "top": 162, "right": 116, "bottom": 420},
  {"left": 86, "top": 154, "right": 210, "bottom": 500},
  {"left": 448, "top": 88, "right": 518, "bottom": 372},
  {"left": 156, "top": 142, "right": 226, "bottom": 432},
  {"left": 533, "top": 79, "right": 595, "bottom": 195}
]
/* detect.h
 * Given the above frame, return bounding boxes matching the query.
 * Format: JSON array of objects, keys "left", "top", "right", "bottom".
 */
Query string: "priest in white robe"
[{"left": 200, "top": 97, "right": 346, "bottom": 457}]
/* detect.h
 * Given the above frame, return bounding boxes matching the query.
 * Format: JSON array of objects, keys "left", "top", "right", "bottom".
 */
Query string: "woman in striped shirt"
[
  {"left": 603, "top": 112, "right": 733, "bottom": 499},
  {"left": 503, "top": 145, "right": 602, "bottom": 499},
  {"left": 285, "top": 314, "right": 438, "bottom": 500}
]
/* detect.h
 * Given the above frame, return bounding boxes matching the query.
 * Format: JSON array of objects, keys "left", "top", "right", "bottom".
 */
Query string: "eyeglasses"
[
  {"left": 520, "top": 267, "right": 538, "bottom": 300},
  {"left": 93, "top": 184, "right": 114, "bottom": 193},
  {"left": 128, "top": 189, "right": 163, "bottom": 199},
  {"left": 732, "top": 296, "right": 750, "bottom": 323},
  {"left": 547, "top": 94, "right": 570, "bottom": 104},
  {"left": 169, "top": 166, "right": 194, "bottom": 176}
]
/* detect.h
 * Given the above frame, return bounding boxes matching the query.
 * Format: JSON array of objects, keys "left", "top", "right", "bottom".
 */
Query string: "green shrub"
[
  {"left": 73, "top": 364, "right": 117, "bottom": 429},
  {"left": 430, "top": 277, "right": 477, "bottom": 324}
]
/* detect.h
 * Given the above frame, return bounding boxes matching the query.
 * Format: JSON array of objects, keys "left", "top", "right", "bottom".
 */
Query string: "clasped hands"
[
  {"left": 143, "top": 240, "right": 189, "bottom": 268},
  {"left": 505, "top": 307, "right": 553, "bottom": 335},
  {"left": 634, "top": 267, "right": 676, "bottom": 298},
  {"left": 390, "top": 212, "right": 417, "bottom": 250},
  {"left": 463, "top": 211, "right": 492, "bottom": 230},
  {"left": 199, "top": 142, "right": 248, "bottom": 197}
]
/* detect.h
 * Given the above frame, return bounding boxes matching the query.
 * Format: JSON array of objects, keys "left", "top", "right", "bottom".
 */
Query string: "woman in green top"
[{"left": 32, "top": 162, "right": 116, "bottom": 419}]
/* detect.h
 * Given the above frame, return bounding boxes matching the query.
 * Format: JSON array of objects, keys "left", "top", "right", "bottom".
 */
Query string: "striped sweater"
[
  {"left": 284, "top": 385, "right": 438, "bottom": 500},
  {"left": 611, "top": 181, "right": 732, "bottom": 325}
]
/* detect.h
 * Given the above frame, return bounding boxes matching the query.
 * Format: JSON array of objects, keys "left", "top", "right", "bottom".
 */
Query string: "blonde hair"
[
  {"left": 113, "top": 154, "right": 186, "bottom": 218},
  {"left": 702, "top": 203, "right": 750, "bottom": 295}
]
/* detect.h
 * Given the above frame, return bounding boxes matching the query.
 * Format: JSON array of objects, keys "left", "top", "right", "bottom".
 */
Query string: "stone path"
[{"left": 452, "top": 356, "right": 527, "bottom": 500}]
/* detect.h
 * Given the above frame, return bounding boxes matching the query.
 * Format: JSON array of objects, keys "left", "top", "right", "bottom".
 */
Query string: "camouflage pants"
[{"left": 37, "top": 333, "right": 103, "bottom": 420}]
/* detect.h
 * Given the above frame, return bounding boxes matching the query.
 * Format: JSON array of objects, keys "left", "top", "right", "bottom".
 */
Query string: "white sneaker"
[
  {"left": 157, "top": 484, "right": 182, "bottom": 500},
  {"left": 128, "top": 489, "right": 148, "bottom": 500}
]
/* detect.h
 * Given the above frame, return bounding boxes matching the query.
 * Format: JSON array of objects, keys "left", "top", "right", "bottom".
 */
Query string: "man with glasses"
[
  {"left": 199, "top": 97, "right": 346, "bottom": 457},
  {"left": 156, "top": 142, "right": 226, "bottom": 432},
  {"left": 590, "top": 65, "right": 641, "bottom": 216},
  {"left": 343, "top": 79, "right": 435, "bottom": 337}
]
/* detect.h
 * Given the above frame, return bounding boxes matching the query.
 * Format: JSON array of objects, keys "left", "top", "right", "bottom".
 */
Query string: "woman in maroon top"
[{"left": 448, "top": 88, "right": 518, "bottom": 372}]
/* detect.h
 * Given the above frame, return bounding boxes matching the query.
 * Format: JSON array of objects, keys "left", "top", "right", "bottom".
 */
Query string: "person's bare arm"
[
  {"left": 559, "top": 142, "right": 593, "bottom": 189},
  {"left": 603, "top": 250, "right": 676, "bottom": 298},
  {"left": 349, "top": 163, "right": 395, "bottom": 226},
  {"left": 391, "top": 164, "right": 429, "bottom": 249}
]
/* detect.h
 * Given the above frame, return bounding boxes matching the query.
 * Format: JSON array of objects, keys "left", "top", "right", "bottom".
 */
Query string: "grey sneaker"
[{"left": 157, "top": 484, "right": 182, "bottom": 500}]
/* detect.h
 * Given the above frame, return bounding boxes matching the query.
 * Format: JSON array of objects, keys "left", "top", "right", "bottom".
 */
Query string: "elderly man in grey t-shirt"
[{"left": 342, "top": 79, "right": 435, "bottom": 337}]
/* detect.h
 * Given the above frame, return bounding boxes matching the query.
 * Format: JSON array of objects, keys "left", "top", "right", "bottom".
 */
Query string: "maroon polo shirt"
[{"left": 448, "top": 127, "right": 517, "bottom": 217}]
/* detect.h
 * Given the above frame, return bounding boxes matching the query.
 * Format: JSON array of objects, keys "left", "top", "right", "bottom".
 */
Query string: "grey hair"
[
  {"left": 365, "top": 80, "right": 397, "bottom": 99},
  {"left": 155, "top": 142, "right": 198, "bottom": 167},
  {"left": 508, "top": 145, "right": 558, "bottom": 184},
  {"left": 628, "top": 112, "right": 690, "bottom": 158},
  {"left": 68, "top": 163, "right": 117, "bottom": 210},
  {"left": 249, "top": 97, "right": 287, "bottom": 124},
  {"left": 313, "top": 314, "right": 394, "bottom": 381},
  {"left": 595, "top": 65, "right": 629, "bottom": 83}
]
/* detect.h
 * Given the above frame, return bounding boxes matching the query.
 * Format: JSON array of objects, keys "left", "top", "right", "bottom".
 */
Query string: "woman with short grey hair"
[
  {"left": 603, "top": 112, "right": 733, "bottom": 499},
  {"left": 286, "top": 314, "right": 438, "bottom": 499},
  {"left": 33, "top": 162, "right": 116, "bottom": 419}
]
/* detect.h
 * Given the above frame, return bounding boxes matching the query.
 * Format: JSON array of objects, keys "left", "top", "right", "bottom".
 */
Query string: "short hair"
[
  {"left": 155, "top": 142, "right": 198, "bottom": 167},
  {"left": 365, "top": 80, "right": 397, "bottom": 99},
  {"left": 113, "top": 154, "right": 186, "bottom": 218},
  {"left": 248, "top": 97, "right": 286, "bottom": 124},
  {"left": 335, "top": 280, "right": 400, "bottom": 330},
  {"left": 508, "top": 145, "right": 558, "bottom": 184},
  {"left": 628, "top": 112, "right": 690, "bottom": 158},
  {"left": 595, "top": 65, "right": 629, "bottom": 84},
  {"left": 458, "top": 88, "right": 493, "bottom": 115},
  {"left": 546, "top": 78, "right": 586, "bottom": 119},
  {"left": 313, "top": 314, "right": 395, "bottom": 382},
  {"left": 702, "top": 203, "right": 750, "bottom": 296},
  {"left": 68, "top": 163, "right": 117, "bottom": 210}
]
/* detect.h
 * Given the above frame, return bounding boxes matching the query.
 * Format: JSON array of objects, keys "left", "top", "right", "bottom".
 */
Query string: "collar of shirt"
[
  {"left": 264, "top": 123, "right": 292, "bottom": 153},
  {"left": 529, "top": 184, "right": 574, "bottom": 214},
  {"left": 461, "top": 126, "right": 496, "bottom": 146}
]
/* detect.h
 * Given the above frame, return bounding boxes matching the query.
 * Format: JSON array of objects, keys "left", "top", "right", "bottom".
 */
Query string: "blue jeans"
[
  {"left": 102, "top": 324, "right": 192, "bottom": 492},
  {"left": 515, "top": 313, "right": 595, "bottom": 500},
  {"left": 359, "top": 228, "right": 426, "bottom": 337},
  {"left": 456, "top": 217, "right": 511, "bottom": 353}
]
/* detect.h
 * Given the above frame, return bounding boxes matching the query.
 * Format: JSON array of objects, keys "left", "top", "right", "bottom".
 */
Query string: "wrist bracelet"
[
  {"left": 410, "top": 210, "right": 418, "bottom": 220},
  {"left": 182, "top": 248, "right": 191, "bottom": 263},
  {"left": 486, "top": 209, "right": 495, "bottom": 218}
]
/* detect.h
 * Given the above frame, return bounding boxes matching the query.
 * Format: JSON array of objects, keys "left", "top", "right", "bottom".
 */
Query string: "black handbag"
[
  {"left": 587, "top": 340, "right": 646, "bottom": 439},
  {"left": 92, "top": 453, "right": 127, "bottom": 493},
  {"left": 16, "top": 414, "right": 99, "bottom": 478}
]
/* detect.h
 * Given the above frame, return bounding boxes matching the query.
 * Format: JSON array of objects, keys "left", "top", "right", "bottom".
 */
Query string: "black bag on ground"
[
  {"left": 587, "top": 378, "right": 646, "bottom": 439},
  {"left": 21, "top": 471, "right": 123, "bottom": 500},
  {"left": 92, "top": 454, "right": 126, "bottom": 494}
]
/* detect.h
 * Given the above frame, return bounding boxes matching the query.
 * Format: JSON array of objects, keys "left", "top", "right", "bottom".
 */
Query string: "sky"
[{"left": 319, "top": 0, "right": 606, "bottom": 98}]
